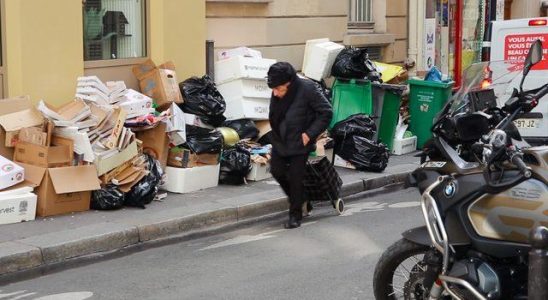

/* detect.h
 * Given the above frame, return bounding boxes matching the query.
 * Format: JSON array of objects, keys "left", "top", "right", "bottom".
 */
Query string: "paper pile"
[{"left": 76, "top": 77, "right": 154, "bottom": 119}]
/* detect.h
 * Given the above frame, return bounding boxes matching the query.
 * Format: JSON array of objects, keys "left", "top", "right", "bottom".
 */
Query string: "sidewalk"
[{"left": 0, "top": 153, "right": 420, "bottom": 279}]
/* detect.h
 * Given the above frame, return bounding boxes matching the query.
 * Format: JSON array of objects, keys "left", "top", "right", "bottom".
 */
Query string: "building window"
[
  {"left": 83, "top": 0, "right": 146, "bottom": 61},
  {"left": 348, "top": 0, "right": 373, "bottom": 28}
]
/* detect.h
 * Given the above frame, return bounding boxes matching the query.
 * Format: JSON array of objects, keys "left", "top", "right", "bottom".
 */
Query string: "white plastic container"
[
  {"left": 224, "top": 97, "right": 270, "bottom": 121},
  {"left": 218, "top": 47, "right": 262, "bottom": 60},
  {"left": 217, "top": 78, "right": 271, "bottom": 100},
  {"left": 162, "top": 164, "right": 220, "bottom": 194},
  {"left": 246, "top": 162, "right": 272, "bottom": 181},
  {"left": 214, "top": 56, "right": 276, "bottom": 85},
  {"left": 392, "top": 136, "right": 417, "bottom": 155},
  {"left": 303, "top": 41, "right": 344, "bottom": 81}
]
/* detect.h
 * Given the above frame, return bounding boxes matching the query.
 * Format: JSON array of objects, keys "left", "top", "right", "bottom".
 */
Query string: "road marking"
[
  {"left": 388, "top": 201, "right": 421, "bottom": 208},
  {"left": 200, "top": 221, "right": 318, "bottom": 251},
  {"left": 341, "top": 202, "right": 387, "bottom": 216},
  {"left": 0, "top": 291, "right": 92, "bottom": 300}
]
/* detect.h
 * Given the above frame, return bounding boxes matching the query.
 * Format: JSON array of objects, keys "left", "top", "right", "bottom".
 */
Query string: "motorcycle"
[{"left": 373, "top": 40, "right": 548, "bottom": 299}]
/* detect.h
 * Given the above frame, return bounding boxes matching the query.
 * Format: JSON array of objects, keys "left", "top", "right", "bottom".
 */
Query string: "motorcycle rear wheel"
[{"left": 373, "top": 238, "right": 436, "bottom": 300}]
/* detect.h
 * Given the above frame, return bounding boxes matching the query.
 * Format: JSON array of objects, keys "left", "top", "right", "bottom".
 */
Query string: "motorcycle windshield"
[{"left": 447, "top": 61, "right": 524, "bottom": 117}]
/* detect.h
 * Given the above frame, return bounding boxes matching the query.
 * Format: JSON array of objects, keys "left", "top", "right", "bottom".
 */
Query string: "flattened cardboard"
[
  {"left": 168, "top": 148, "right": 219, "bottom": 168},
  {"left": 0, "top": 155, "right": 25, "bottom": 190},
  {"left": 0, "top": 108, "right": 44, "bottom": 147},
  {"left": 94, "top": 140, "right": 138, "bottom": 176},
  {"left": 14, "top": 141, "right": 73, "bottom": 168},
  {"left": 0, "top": 96, "right": 33, "bottom": 159},
  {"left": 14, "top": 162, "right": 46, "bottom": 188},
  {"left": 105, "top": 108, "right": 127, "bottom": 149},
  {"left": 136, "top": 122, "right": 169, "bottom": 168},
  {"left": 48, "top": 165, "right": 100, "bottom": 194}
]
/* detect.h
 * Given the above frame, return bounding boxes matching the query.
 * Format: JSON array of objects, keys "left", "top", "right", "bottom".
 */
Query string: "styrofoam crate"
[
  {"left": 161, "top": 164, "right": 220, "bottom": 194},
  {"left": 392, "top": 136, "right": 417, "bottom": 155},
  {"left": 217, "top": 78, "right": 271, "bottom": 100},
  {"left": 303, "top": 41, "right": 344, "bottom": 81},
  {"left": 224, "top": 97, "right": 270, "bottom": 121},
  {"left": 214, "top": 56, "right": 276, "bottom": 85}
]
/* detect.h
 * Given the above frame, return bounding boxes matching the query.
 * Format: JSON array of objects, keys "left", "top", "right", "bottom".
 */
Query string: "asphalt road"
[{"left": 0, "top": 187, "right": 423, "bottom": 300}]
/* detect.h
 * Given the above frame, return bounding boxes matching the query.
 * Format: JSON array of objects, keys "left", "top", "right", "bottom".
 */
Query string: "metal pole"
[
  {"left": 206, "top": 40, "right": 215, "bottom": 81},
  {"left": 528, "top": 226, "right": 548, "bottom": 300}
]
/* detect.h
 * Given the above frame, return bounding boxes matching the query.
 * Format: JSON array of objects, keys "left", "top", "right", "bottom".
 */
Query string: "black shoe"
[{"left": 284, "top": 216, "right": 301, "bottom": 229}]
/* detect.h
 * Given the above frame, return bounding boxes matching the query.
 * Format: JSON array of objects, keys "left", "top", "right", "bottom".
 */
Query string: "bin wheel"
[{"left": 335, "top": 198, "right": 344, "bottom": 215}]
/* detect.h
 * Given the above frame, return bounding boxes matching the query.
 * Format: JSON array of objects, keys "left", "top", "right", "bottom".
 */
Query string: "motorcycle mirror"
[{"left": 521, "top": 40, "right": 543, "bottom": 91}]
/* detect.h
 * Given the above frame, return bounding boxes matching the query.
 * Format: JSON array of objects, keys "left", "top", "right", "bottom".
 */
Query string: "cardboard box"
[
  {"left": 254, "top": 120, "right": 272, "bottom": 140},
  {"left": 0, "top": 96, "right": 33, "bottom": 159},
  {"left": 216, "top": 78, "right": 272, "bottom": 99},
  {"left": 166, "top": 103, "right": 186, "bottom": 146},
  {"left": 392, "top": 136, "right": 417, "bottom": 155},
  {"left": 168, "top": 148, "right": 219, "bottom": 168},
  {"left": 136, "top": 122, "right": 170, "bottom": 168},
  {"left": 0, "top": 107, "right": 44, "bottom": 148},
  {"left": 19, "top": 127, "right": 48, "bottom": 146},
  {"left": 0, "top": 187, "right": 37, "bottom": 225},
  {"left": 333, "top": 155, "right": 356, "bottom": 170},
  {"left": 218, "top": 47, "right": 262, "bottom": 60},
  {"left": 0, "top": 155, "right": 25, "bottom": 190},
  {"left": 161, "top": 164, "right": 220, "bottom": 194},
  {"left": 94, "top": 140, "right": 139, "bottom": 176},
  {"left": 302, "top": 41, "right": 344, "bottom": 81},
  {"left": 37, "top": 99, "right": 91, "bottom": 124},
  {"left": 132, "top": 59, "right": 184, "bottom": 110},
  {"left": 118, "top": 89, "right": 154, "bottom": 119},
  {"left": 214, "top": 56, "right": 276, "bottom": 85},
  {"left": 224, "top": 97, "right": 270, "bottom": 121},
  {"left": 14, "top": 140, "right": 73, "bottom": 168},
  {"left": 18, "top": 163, "right": 100, "bottom": 217},
  {"left": 184, "top": 113, "right": 214, "bottom": 130},
  {"left": 246, "top": 162, "right": 272, "bottom": 181}
]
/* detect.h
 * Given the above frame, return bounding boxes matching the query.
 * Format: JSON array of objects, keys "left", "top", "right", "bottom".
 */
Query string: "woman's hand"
[{"left": 302, "top": 133, "right": 310, "bottom": 146}]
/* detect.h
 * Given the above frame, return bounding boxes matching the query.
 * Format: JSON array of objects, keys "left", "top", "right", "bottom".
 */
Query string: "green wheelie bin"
[
  {"left": 376, "top": 84, "right": 407, "bottom": 151},
  {"left": 408, "top": 79, "right": 454, "bottom": 149},
  {"left": 329, "top": 78, "right": 372, "bottom": 129}
]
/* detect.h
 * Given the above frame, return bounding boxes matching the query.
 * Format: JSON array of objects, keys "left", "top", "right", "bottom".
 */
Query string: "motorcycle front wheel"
[{"left": 373, "top": 238, "right": 435, "bottom": 300}]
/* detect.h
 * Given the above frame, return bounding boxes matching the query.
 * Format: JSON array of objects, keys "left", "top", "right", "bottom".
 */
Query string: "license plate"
[{"left": 514, "top": 119, "right": 540, "bottom": 129}]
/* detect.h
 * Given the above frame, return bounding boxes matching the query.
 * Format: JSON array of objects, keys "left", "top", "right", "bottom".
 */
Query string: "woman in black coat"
[{"left": 267, "top": 62, "right": 333, "bottom": 229}]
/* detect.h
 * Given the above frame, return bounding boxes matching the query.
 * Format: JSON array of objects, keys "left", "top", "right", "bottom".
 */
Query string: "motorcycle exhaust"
[{"left": 528, "top": 226, "right": 548, "bottom": 300}]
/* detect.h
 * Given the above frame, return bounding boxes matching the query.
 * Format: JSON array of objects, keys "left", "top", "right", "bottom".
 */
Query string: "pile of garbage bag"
[
  {"left": 219, "top": 143, "right": 252, "bottom": 185},
  {"left": 331, "top": 47, "right": 382, "bottom": 83},
  {"left": 331, "top": 114, "right": 389, "bottom": 172},
  {"left": 179, "top": 75, "right": 226, "bottom": 127}
]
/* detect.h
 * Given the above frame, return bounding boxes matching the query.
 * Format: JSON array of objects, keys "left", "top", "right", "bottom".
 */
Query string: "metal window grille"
[{"left": 348, "top": 0, "right": 373, "bottom": 26}]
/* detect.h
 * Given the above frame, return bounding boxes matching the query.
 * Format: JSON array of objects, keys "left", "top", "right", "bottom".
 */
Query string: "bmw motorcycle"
[{"left": 373, "top": 40, "right": 548, "bottom": 299}]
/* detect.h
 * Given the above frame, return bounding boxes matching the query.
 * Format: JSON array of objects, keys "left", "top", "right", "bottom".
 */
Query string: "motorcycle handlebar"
[
  {"left": 510, "top": 152, "right": 532, "bottom": 178},
  {"left": 533, "top": 83, "right": 548, "bottom": 100}
]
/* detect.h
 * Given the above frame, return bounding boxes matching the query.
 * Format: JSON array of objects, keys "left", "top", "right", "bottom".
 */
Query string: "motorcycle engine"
[{"left": 447, "top": 258, "right": 501, "bottom": 299}]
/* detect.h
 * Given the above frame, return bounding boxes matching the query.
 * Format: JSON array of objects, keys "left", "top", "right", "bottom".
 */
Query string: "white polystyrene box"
[
  {"left": 392, "top": 136, "right": 417, "bottom": 155},
  {"left": 0, "top": 187, "right": 37, "bottom": 225},
  {"left": 246, "top": 162, "right": 272, "bottom": 181},
  {"left": 161, "top": 164, "right": 220, "bottom": 194},
  {"left": 217, "top": 79, "right": 272, "bottom": 100},
  {"left": 303, "top": 41, "right": 344, "bottom": 81},
  {"left": 215, "top": 56, "right": 276, "bottom": 85},
  {"left": 224, "top": 97, "right": 270, "bottom": 121}
]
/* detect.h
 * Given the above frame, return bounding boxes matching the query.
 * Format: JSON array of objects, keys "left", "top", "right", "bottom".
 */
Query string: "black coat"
[{"left": 269, "top": 77, "right": 333, "bottom": 157}]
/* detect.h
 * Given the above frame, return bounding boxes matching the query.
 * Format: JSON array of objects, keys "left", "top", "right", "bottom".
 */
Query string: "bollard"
[{"left": 528, "top": 226, "right": 548, "bottom": 300}]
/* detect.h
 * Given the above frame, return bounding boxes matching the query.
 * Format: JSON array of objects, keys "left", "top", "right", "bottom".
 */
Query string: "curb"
[{"left": 0, "top": 171, "right": 410, "bottom": 280}]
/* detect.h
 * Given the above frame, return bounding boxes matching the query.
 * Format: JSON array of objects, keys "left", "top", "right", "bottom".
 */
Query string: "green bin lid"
[{"left": 408, "top": 78, "right": 454, "bottom": 89}]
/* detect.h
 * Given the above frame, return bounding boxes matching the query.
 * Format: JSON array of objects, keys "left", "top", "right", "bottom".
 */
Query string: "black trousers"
[{"left": 270, "top": 152, "right": 308, "bottom": 220}]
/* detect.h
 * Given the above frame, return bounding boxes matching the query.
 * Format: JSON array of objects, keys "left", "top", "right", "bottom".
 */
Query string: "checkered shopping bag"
[{"left": 303, "top": 156, "right": 342, "bottom": 202}]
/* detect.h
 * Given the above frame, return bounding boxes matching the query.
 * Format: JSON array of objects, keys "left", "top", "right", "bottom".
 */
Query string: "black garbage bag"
[
  {"left": 91, "top": 185, "right": 125, "bottom": 210},
  {"left": 179, "top": 75, "right": 226, "bottom": 127},
  {"left": 125, "top": 155, "right": 164, "bottom": 209},
  {"left": 331, "top": 47, "right": 369, "bottom": 79},
  {"left": 219, "top": 145, "right": 252, "bottom": 185},
  {"left": 338, "top": 135, "right": 389, "bottom": 172},
  {"left": 331, "top": 114, "right": 377, "bottom": 150},
  {"left": 185, "top": 130, "right": 223, "bottom": 154},
  {"left": 186, "top": 125, "right": 215, "bottom": 137},
  {"left": 223, "top": 119, "right": 259, "bottom": 140}
]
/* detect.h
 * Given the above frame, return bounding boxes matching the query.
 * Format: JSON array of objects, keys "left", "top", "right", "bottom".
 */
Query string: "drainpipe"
[
  {"left": 206, "top": 40, "right": 215, "bottom": 80},
  {"left": 408, "top": 0, "right": 418, "bottom": 76}
]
